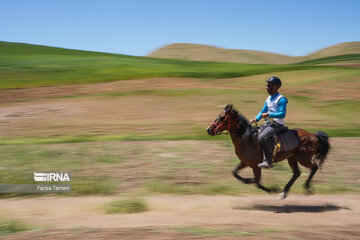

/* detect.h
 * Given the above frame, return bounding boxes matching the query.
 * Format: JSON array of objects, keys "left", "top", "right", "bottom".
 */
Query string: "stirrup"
[{"left": 272, "top": 136, "right": 281, "bottom": 157}]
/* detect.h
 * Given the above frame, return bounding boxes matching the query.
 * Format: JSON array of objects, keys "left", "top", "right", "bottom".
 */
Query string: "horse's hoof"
[
  {"left": 269, "top": 185, "right": 281, "bottom": 193},
  {"left": 305, "top": 189, "right": 314, "bottom": 195},
  {"left": 279, "top": 192, "right": 288, "bottom": 200}
]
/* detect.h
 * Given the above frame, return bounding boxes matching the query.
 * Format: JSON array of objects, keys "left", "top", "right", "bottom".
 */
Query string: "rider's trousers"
[{"left": 258, "top": 121, "right": 284, "bottom": 162}]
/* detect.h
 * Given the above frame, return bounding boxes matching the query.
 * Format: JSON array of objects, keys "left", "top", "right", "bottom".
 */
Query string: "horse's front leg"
[
  {"left": 252, "top": 167, "right": 274, "bottom": 193},
  {"left": 232, "top": 162, "right": 256, "bottom": 184}
]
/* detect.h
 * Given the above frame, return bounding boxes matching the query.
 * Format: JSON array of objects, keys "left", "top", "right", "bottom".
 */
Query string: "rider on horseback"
[{"left": 250, "top": 76, "right": 288, "bottom": 169}]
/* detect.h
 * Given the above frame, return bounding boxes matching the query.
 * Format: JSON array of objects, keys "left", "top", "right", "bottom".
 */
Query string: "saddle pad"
[{"left": 277, "top": 130, "right": 299, "bottom": 152}]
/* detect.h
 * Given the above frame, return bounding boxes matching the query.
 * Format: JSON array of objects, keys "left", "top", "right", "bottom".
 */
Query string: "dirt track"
[{"left": 1, "top": 194, "right": 360, "bottom": 239}]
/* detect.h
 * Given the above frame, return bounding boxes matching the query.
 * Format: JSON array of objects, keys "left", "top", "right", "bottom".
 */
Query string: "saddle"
[
  {"left": 272, "top": 127, "right": 299, "bottom": 157},
  {"left": 257, "top": 126, "right": 299, "bottom": 159}
]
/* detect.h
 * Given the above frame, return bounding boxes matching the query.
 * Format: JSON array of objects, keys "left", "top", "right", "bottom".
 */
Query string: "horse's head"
[{"left": 207, "top": 104, "right": 239, "bottom": 136}]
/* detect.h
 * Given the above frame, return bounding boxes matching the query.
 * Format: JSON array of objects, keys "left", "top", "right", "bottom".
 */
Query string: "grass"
[
  {"left": 0, "top": 133, "right": 225, "bottom": 145},
  {"left": 0, "top": 41, "right": 340, "bottom": 89},
  {"left": 144, "top": 181, "right": 240, "bottom": 195},
  {"left": 222, "top": 68, "right": 360, "bottom": 88},
  {"left": 1, "top": 43, "right": 359, "bottom": 139},
  {"left": 0, "top": 144, "right": 119, "bottom": 196},
  {"left": 0, "top": 42, "right": 359, "bottom": 198},
  {"left": 3, "top": 70, "right": 358, "bottom": 139},
  {"left": 0, "top": 138, "right": 358, "bottom": 197},
  {"left": 174, "top": 227, "right": 253, "bottom": 236},
  {"left": 0, "top": 125, "right": 359, "bottom": 146},
  {"left": 105, "top": 198, "right": 148, "bottom": 214},
  {"left": 0, "top": 219, "right": 31, "bottom": 236},
  {"left": 69, "top": 178, "right": 117, "bottom": 195},
  {"left": 167, "top": 226, "right": 290, "bottom": 238},
  {"left": 317, "top": 100, "right": 360, "bottom": 118},
  {"left": 43, "top": 88, "right": 263, "bottom": 101},
  {"left": 297, "top": 54, "right": 360, "bottom": 65}
]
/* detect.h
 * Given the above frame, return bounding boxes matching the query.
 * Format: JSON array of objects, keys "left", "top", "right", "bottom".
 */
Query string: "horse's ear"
[{"left": 225, "top": 104, "right": 233, "bottom": 112}]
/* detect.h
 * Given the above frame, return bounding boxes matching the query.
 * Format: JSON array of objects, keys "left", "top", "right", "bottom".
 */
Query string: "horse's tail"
[{"left": 314, "top": 131, "right": 331, "bottom": 168}]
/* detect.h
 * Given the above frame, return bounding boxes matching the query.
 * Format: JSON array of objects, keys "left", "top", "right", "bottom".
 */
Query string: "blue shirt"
[{"left": 255, "top": 92, "right": 288, "bottom": 122}]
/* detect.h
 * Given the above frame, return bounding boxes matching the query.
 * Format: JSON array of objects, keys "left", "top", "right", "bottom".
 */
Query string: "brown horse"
[{"left": 207, "top": 104, "right": 330, "bottom": 199}]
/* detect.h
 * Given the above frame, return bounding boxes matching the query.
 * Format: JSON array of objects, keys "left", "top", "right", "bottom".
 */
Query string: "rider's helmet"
[{"left": 266, "top": 76, "right": 282, "bottom": 88}]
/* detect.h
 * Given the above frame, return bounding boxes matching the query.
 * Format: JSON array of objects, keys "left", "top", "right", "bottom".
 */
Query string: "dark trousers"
[{"left": 258, "top": 121, "right": 284, "bottom": 162}]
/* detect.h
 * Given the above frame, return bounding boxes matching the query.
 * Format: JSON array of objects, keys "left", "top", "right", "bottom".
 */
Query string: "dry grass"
[
  {"left": 0, "top": 138, "right": 358, "bottom": 195},
  {"left": 0, "top": 68, "right": 358, "bottom": 138},
  {"left": 304, "top": 42, "right": 360, "bottom": 60},
  {"left": 149, "top": 42, "right": 360, "bottom": 64},
  {"left": 148, "top": 43, "right": 299, "bottom": 64}
]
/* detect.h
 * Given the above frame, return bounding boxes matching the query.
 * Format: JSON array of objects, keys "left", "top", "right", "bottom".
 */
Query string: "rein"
[
  {"left": 212, "top": 111, "right": 239, "bottom": 135},
  {"left": 211, "top": 110, "right": 258, "bottom": 136}
]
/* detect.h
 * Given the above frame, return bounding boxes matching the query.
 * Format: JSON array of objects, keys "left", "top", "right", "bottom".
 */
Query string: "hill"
[
  {"left": 0, "top": 41, "right": 323, "bottom": 89},
  {"left": 304, "top": 42, "right": 360, "bottom": 61},
  {"left": 0, "top": 41, "right": 117, "bottom": 57},
  {"left": 148, "top": 43, "right": 299, "bottom": 64},
  {"left": 149, "top": 42, "right": 360, "bottom": 64}
]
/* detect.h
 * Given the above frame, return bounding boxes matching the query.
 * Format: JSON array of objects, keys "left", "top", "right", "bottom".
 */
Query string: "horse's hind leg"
[
  {"left": 281, "top": 156, "right": 301, "bottom": 199},
  {"left": 304, "top": 164, "right": 318, "bottom": 194},
  {"left": 298, "top": 156, "right": 319, "bottom": 194},
  {"left": 232, "top": 162, "right": 256, "bottom": 184}
]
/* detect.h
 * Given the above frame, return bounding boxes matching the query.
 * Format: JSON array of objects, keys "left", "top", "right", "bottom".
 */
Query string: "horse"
[{"left": 206, "top": 104, "right": 330, "bottom": 199}]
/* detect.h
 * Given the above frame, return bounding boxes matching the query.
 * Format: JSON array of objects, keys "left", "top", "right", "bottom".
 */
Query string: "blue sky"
[{"left": 1, "top": 0, "right": 359, "bottom": 56}]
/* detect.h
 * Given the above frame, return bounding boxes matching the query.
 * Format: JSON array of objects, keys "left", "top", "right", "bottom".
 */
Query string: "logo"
[{"left": 34, "top": 172, "right": 71, "bottom": 182}]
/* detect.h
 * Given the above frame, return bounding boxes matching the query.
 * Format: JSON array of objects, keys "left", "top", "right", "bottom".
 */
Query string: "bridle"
[{"left": 210, "top": 110, "right": 239, "bottom": 135}]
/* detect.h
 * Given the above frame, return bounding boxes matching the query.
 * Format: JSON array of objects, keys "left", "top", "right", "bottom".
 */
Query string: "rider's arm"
[
  {"left": 269, "top": 97, "right": 288, "bottom": 119},
  {"left": 255, "top": 102, "right": 268, "bottom": 122}
]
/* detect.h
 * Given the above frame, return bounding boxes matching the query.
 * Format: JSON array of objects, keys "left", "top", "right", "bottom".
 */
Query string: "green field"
[
  {"left": 297, "top": 54, "right": 360, "bottom": 65},
  {"left": 0, "top": 41, "right": 359, "bottom": 197},
  {"left": 0, "top": 139, "right": 358, "bottom": 196},
  {"left": 0, "top": 41, "right": 344, "bottom": 89}
]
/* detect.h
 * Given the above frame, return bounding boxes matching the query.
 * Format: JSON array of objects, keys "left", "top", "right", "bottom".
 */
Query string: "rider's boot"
[
  {"left": 258, "top": 143, "right": 274, "bottom": 168},
  {"left": 258, "top": 158, "right": 273, "bottom": 168}
]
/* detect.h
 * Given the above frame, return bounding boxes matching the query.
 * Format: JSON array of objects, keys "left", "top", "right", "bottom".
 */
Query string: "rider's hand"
[
  {"left": 249, "top": 118, "right": 257, "bottom": 124},
  {"left": 261, "top": 112, "right": 269, "bottom": 119}
]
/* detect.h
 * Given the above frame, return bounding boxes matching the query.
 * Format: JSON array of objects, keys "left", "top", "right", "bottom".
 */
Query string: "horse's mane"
[{"left": 226, "top": 105, "right": 258, "bottom": 142}]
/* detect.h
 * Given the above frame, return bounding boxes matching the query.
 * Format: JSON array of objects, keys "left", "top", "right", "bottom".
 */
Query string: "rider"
[{"left": 250, "top": 76, "right": 288, "bottom": 169}]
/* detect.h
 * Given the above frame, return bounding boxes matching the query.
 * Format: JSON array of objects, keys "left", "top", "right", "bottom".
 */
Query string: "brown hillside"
[
  {"left": 148, "top": 42, "right": 360, "bottom": 64},
  {"left": 148, "top": 43, "right": 299, "bottom": 64},
  {"left": 304, "top": 41, "right": 360, "bottom": 60}
]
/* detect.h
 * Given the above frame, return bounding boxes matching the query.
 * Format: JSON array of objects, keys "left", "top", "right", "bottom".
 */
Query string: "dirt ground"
[
  {"left": 0, "top": 77, "right": 358, "bottom": 137},
  {"left": 0, "top": 76, "right": 358, "bottom": 103},
  {"left": 1, "top": 194, "right": 360, "bottom": 239},
  {"left": 0, "top": 78, "right": 222, "bottom": 137}
]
